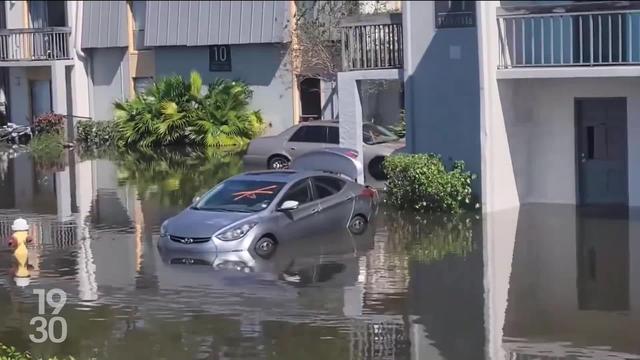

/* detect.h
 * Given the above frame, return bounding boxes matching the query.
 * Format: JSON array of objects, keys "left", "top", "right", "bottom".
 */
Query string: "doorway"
[
  {"left": 299, "top": 78, "right": 321, "bottom": 122},
  {"left": 575, "top": 98, "right": 628, "bottom": 205}
]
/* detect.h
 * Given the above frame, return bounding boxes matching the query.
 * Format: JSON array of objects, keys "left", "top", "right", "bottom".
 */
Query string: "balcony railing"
[
  {"left": 340, "top": 13, "right": 403, "bottom": 71},
  {"left": 0, "top": 27, "right": 72, "bottom": 62},
  {"left": 497, "top": 10, "right": 640, "bottom": 68}
]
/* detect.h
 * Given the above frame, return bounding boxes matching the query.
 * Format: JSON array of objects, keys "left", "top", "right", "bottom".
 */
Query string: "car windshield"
[
  {"left": 362, "top": 123, "right": 399, "bottom": 145},
  {"left": 193, "top": 180, "right": 286, "bottom": 213}
]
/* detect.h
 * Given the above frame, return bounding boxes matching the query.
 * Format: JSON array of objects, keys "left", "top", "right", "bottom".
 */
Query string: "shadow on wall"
[
  {"left": 91, "top": 48, "right": 129, "bottom": 121},
  {"left": 404, "top": 26, "right": 481, "bottom": 191},
  {"left": 499, "top": 80, "right": 530, "bottom": 205},
  {"left": 155, "top": 44, "right": 285, "bottom": 88},
  {"left": 154, "top": 43, "right": 294, "bottom": 134}
]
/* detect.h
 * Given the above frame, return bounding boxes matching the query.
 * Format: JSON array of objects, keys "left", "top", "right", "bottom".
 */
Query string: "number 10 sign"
[{"left": 209, "top": 45, "right": 232, "bottom": 72}]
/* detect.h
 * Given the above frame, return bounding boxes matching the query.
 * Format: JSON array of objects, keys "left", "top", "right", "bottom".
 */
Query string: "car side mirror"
[
  {"left": 192, "top": 195, "right": 201, "bottom": 204},
  {"left": 278, "top": 200, "right": 299, "bottom": 211}
]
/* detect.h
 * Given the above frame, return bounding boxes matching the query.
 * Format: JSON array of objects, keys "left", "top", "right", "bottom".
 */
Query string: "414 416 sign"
[{"left": 435, "top": 1, "right": 476, "bottom": 29}]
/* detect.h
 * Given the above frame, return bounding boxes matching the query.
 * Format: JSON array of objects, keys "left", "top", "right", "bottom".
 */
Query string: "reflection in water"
[
  {"left": 577, "top": 206, "right": 629, "bottom": 312},
  {"left": 500, "top": 204, "right": 640, "bottom": 359},
  {"left": 0, "top": 151, "right": 639, "bottom": 359}
]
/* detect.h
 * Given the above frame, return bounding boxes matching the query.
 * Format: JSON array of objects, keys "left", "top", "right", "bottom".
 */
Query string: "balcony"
[
  {"left": 340, "top": 13, "right": 403, "bottom": 71},
  {"left": 497, "top": 9, "right": 640, "bottom": 69},
  {"left": 0, "top": 27, "right": 72, "bottom": 62}
]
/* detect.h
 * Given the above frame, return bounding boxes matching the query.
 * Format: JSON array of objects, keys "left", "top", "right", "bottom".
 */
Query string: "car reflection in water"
[{"left": 158, "top": 216, "right": 377, "bottom": 286}]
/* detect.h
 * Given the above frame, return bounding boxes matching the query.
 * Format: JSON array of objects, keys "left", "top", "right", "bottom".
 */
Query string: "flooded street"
[{"left": 0, "top": 150, "right": 639, "bottom": 359}]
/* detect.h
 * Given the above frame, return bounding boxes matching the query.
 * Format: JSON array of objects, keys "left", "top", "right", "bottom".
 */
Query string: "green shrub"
[
  {"left": 34, "top": 113, "right": 64, "bottom": 135},
  {"left": 29, "top": 133, "right": 66, "bottom": 172},
  {"left": 76, "top": 120, "right": 117, "bottom": 149},
  {"left": 383, "top": 153, "right": 475, "bottom": 213},
  {"left": 0, "top": 343, "right": 75, "bottom": 360},
  {"left": 114, "top": 71, "right": 264, "bottom": 149}
]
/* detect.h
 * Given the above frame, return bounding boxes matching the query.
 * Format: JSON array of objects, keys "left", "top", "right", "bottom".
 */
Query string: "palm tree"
[{"left": 114, "top": 71, "right": 264, "bottom": 149}]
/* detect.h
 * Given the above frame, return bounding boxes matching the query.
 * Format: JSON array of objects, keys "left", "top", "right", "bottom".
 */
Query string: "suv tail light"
[
  {"left": 345, "top": 150, "right": 359, "bottom": 159},
  {"left": 360, "top": 186, "right": 377, "bottom": 198}
]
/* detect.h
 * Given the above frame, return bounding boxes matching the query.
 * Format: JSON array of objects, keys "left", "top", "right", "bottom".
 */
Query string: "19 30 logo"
[{"left": 29, "top": 288, "right": 68, "bottom": 344}]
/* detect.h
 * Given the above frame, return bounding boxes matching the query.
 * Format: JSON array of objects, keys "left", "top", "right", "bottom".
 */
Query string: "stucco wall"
[
  {"left": 5, "top": 0, "right": 25, "bottom": 29},
  {"left": 403, "top": 1, "right": 482, "bottom": 192},
  {"left": 8, "top": 66, "right": 53, "bottom": 125},
  {"left": 8, "top": 68, "right": 29, "bottom": 125},
  {"left": 90, "top": 47, "right": 130, "bottom": 121},
  {"left": 154, "top": 44, "right": 294, "bottom": 135},
  {"left": 498, "top": 77, "right": 640, "bottom": 206}
]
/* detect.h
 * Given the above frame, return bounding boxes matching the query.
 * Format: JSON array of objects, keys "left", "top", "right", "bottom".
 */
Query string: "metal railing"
[
  {"left": 0, "top": 217, "right": 78, "bottom": 247},
  {"left": 0, "top": 27, "right": 72, "bottom": 62},
  {"left": 340, "top": 14, "right": 403, "bottom": 71},
  {"left": 497, "top": 10, "right": 640, "bottom": 68}
]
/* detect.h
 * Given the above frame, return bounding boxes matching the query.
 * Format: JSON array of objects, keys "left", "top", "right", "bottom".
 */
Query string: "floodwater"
[{"left": 0, "top": 149, "right": 639, "bottom": 360}]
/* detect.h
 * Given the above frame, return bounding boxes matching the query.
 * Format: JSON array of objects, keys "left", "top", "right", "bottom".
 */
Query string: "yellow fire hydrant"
[{"left": 9, "top": 218, "right": 32, "bottom": 287}]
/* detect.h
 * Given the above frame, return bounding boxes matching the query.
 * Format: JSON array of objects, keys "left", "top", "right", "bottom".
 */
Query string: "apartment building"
[
  {"left": 399, "top": 0, "right": 640, "bottom": 212},
  {"left": 0, "top": 0, "right": 366, "bottom": 135}
]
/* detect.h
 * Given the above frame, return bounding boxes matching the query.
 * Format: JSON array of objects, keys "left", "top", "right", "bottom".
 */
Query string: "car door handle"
[
  {"left": 289, "top": 147, "right": 296, "bottom": 150},
  {"left": 311, "top": 208, "right": 320, "bottom": 214}
]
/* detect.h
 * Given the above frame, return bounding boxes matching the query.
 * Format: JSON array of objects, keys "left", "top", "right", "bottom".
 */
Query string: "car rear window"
[
  {"left": 194, "top": 180, "right": 286, "bottom": 213},
  {"left": 322, "top": 124, "right": 398, "bottom": 145},
  {"left": 328, "top": 127, "right": 339, "bottom": 144},
  {"left": 289, "top": 126, "right": 329, "bottom": 143},
  {"left": 312, "top": 176, "right": 346, "bottom": 199}
]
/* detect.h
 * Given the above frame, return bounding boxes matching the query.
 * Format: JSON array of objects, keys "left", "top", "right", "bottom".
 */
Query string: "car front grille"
[
  {"left": 169, "top": 235, "right": 210, "bottom": 244},
  {"left": 170, "top": 258, "right": 212, "bottom": 266}
]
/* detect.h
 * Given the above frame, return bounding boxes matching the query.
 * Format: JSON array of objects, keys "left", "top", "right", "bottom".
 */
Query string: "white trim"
[{"left": 497, "top": 66, "right": 640, "bottom": 79}]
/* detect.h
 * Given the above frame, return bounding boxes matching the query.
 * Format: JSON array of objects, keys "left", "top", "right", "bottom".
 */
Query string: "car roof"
[
  {"left": 297, "top": 120, "right": 338, "bottom": 127},
  {"left": 229, "top": 169, "right": 346, "bottom": 183}
]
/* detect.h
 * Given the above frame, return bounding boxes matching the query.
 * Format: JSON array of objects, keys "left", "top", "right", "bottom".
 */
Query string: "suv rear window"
[
  {"left": 289, "top": 126, "right": 328, "bottom": 143},
  {"left": 328, "top": 127, "right": 339, "bottom": 144}
]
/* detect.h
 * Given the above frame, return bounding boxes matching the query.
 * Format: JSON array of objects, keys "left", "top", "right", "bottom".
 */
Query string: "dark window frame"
[
  {"left": 279, "top": 178, "right": 314, "bottom": 206},
  {"left": 311, "top": 176, "right": 346, "bottom": 200},
  {"left": 288, "top": 126, "right": 329, "bottom": 143}
]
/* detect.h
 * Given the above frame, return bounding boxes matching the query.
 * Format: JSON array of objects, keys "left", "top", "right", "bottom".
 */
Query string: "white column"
[
  {"left": 51, "top": 62, "right": 68, "bottom": 115},
  {"left": 477, "top": 1, "right": 521, "bottom": 213}
]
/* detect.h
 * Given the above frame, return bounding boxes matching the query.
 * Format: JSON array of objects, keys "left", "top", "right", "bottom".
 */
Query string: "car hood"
[{"left": 166, "top": 208, "right": 254, "bottom": 238}]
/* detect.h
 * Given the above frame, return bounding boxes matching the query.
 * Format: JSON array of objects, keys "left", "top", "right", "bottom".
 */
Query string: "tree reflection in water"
[{"left": 84, "top": 147, "right": 245, "bottom": 208}]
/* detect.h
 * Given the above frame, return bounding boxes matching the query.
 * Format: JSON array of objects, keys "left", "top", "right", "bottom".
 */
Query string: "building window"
[{"left": 134, "top": 77, "right": 153, "bottom": 95}]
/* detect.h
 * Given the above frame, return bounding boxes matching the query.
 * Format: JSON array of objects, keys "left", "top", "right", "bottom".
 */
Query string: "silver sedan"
[
  {"left": 158, "top": 150, "right": 379, "bottom": 259},
  {"left": 244, "top": 121, "right": 405, "bottom": 181}
]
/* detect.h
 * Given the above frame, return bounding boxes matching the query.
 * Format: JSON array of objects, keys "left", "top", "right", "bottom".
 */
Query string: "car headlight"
[
  {"left": 215, "top": 222, "right": 257, "bottom": 241},
  {"left": 160, "top": 220, "right": 169, "bottom": 237}
]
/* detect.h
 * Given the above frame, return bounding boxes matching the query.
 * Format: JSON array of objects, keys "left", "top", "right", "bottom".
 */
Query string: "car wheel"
[
  {"left": 268, "top": 155, "right": 290, "bottom": 170},
  {"left": 255, "top": 237, "right": 277, "bottom": 258},
  {"left": 348, "top": 215, "right": 367, "bottom": 235}
]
